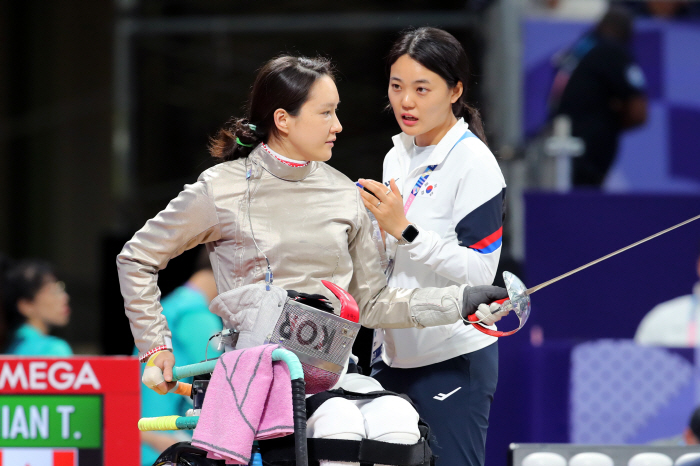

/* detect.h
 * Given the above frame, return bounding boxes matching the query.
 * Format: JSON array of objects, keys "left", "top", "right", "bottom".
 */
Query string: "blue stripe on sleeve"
[{"left": 455, "top": 188, "right": 506, "bottom": 251}]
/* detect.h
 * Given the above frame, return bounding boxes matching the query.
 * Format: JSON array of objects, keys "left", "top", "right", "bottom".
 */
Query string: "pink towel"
[{"left": 191, "top": 344, "right": 293, "bottom": 464}]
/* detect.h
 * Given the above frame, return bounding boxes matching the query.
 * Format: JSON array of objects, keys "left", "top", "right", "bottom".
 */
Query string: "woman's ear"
[
  {"left": 273, "top": 108, "right": 290, "bottom": 137},
  {"left": 451, "top": 82, "right": 464, "bottom": 104},
  {"left": 16, "top": 298, "right": 34, "bottom": 319}
]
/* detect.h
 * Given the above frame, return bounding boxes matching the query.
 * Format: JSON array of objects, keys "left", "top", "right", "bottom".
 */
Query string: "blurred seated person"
[
  {"left": 1, "top": 258, "right": 72, "bottom": 356},
  {"left": 549, "top": 6, "right": 647, "bottom": 186},
  {"left": 138, "top": 247, "right": 222, "bottom": 466},
  {"left": 635, "top": 249, "right": 700, "bottom": 347}
]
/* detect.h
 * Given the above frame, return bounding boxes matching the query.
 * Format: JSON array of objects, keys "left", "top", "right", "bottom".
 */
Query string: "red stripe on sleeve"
[{"left": 469, "top": 226, "right": 503, "bottom": 250}]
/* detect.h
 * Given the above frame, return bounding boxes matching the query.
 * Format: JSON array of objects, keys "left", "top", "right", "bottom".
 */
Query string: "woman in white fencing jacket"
[{"left": 358, "top": 28, "right": 507, "bottom": 466}]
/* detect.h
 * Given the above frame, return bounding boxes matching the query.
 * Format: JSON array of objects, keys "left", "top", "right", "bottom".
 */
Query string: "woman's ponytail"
[
  {"left": 209, "top": 118, "right": 260, "bottom": 161},
  {"left": 459, "top": 102, "right": 487, "bottom": 145}
]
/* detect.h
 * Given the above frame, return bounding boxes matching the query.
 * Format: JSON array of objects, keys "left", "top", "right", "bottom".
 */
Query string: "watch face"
[{"left": 402, "top": 224, "right": 419, "bottom": 243}]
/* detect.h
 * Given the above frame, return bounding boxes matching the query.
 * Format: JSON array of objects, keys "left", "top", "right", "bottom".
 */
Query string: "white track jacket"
[{"left": 373, "top": 118, "right": 507, "bottom": 368}]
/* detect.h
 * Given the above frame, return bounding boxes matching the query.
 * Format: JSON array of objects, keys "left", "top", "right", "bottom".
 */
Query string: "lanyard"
[
  {"left": 403, "top": 165, "right": 437, "bottom": 214},
  {"left": 400, "top": 130, "right": 477, "bottom": 214},
  {"left": 384, "top": 164, "right": 436, "bottom": 279}
]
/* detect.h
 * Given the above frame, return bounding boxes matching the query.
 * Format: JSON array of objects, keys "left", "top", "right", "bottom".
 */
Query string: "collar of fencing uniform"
[{"left": 251, "top": 144, "right": 317, "bottom": 182}]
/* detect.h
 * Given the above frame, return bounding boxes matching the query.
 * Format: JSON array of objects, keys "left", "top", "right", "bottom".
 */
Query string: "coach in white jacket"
[
  {"left": 358, "top": 28, "right": 507, "bottom": 466},
  {"left": 369, "top": 117, "right": 505, "bottom": 367}
]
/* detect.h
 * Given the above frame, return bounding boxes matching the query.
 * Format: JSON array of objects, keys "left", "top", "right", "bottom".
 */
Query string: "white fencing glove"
[{"left": 474, "top": 302, "right": 510, "bottom": 326}]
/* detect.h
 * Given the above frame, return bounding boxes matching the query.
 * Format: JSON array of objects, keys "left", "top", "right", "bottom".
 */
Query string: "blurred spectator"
[
  {"left": 1, "top": 258, "right": 72, "bottom": 356},
  {"left": 687, "top": 408, "right": 700, "bottom": 445},
  {"left": 549, "top": 6, "right": 647, "bottom": 186},
  {"left": 635, "top": 248, "right": 700, "bottom": 347},
  {"left": 138, "top": 247, "right": 222, "bottom": 465},
  {"left": 651, "top": 406, "right": 700, "bottom": 445},
  {"left": 524, "top": 0, "right": 609, "bottom": 20}
]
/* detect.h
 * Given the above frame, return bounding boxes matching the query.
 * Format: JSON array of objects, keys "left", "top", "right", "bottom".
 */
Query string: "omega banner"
[{"left": 0, "top": 357, "right": 140, "bottom": 466}]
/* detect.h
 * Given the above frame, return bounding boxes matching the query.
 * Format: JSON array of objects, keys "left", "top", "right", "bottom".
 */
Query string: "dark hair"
[
  {"left": 210, "top": 55, "right": 335, "bottom": 161},
  {"left": 387, "top": 27, "right": 487, "bottom": 144},
  {"left": 595, "top": 6, "right": 633, "bottom": 44},
  {"left": 1, "top": 259, "right": 56, "bottom": 347},
  {"left": 690, "top": 406, "right": 700, "bottom": 439}
]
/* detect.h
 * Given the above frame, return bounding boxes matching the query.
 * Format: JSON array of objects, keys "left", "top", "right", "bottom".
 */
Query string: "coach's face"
[{"left": 388, "top": 54, "right": 462, "bottom": 147}]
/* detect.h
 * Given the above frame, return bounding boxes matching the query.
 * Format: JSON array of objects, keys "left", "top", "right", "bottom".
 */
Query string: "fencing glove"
[{"left": 462, "top": 285, "right": 508, "bottom": 318}]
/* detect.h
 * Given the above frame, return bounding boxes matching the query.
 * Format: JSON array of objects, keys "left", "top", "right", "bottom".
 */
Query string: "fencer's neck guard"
[{"left": 250, "top": 145, "right": 317, "bottom": 182}]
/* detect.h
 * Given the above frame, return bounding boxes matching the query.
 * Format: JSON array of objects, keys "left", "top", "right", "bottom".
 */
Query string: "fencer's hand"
[
  {"left": 142, "top": 350, "right": 177, "bottom": 395},
  {"left": 475, "top": 302, "right": 510, "bottom": 326},
  {"left": 358, "top": 178, "right": 410, "bottom": 240},
  {"left": 461, "top": 285, "right": 509, "bottom": 318}
]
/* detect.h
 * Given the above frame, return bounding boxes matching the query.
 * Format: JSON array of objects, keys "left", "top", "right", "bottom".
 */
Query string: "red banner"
[{"left": 0, "top": 357, "right": 140, "bottom": 466}]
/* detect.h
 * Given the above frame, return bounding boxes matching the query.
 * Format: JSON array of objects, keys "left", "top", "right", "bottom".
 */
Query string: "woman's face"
[
  {"left": 388, "top": 54, "right": 462, "bottom": 144},
  {"left": 285, "top": 75, "right": 342, "bottom": 162},
  {"left": 20, "top": 278, "right": 71, "bottom": 329}
]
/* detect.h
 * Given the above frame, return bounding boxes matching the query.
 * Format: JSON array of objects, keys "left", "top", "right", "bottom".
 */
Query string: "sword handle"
[{"left": 466, "top": 297, "right": 515, "bottom": 338}]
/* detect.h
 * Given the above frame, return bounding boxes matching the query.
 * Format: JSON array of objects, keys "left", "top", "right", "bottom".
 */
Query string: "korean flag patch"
[{"left": 418, "top": 183, "right": 438, "bottom": 198}]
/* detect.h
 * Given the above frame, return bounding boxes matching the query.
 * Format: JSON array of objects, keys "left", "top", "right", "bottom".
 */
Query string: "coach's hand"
[
  {"left": 461, "top": 285, "right": 509, "bottom": 318},
  {"left": 142, "top": 350, "right": 177, "bottom": 395}
]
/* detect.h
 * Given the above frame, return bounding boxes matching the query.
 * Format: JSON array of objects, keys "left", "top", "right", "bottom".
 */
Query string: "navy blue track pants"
[{"left": 371, "top": 342, "right": 498, "bottom": 466}]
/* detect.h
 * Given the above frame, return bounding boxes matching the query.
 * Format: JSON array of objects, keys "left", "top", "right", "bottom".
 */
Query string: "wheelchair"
[{"left": 138, "top": 281, "right": 435, "bottom": 466}]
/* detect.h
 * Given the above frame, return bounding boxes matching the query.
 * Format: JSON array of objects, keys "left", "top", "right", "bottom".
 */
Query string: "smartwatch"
[{"left": 398, "top": 224, "right": 419, "bottom": 245}]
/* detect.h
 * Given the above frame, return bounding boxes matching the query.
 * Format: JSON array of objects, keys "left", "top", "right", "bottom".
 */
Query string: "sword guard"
[
  {"left": 467, "top": 313, "right": 519, "bottom": 338},
  {"left": 466, "top": 271, "right": 531, "bottom": 338}
]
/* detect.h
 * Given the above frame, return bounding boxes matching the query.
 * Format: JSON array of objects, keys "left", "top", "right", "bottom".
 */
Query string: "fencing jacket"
[
  {"left": 117, "top": 145, "right": 470, "bottom": 361},
  {"left": 374, "top": 118, "right": 507, "bottom": 368}
]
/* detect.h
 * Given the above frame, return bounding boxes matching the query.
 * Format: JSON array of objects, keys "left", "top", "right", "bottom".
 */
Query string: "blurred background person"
[
  {"left": 683, "top": 407, "right": 700, "bottom": 445},
  {"left": 138, "top": 246, "right": 222, "bottom": 465},
  {"left": 650, "top": 406, "right": 700, "bottom": 446},
  {"left": 1, "top": 257, "right": 72, "bottom": 356},
  {"left": 548, "top": 6, "right": 648, "bottom": 187},
  {"left": 634, "top": 244, "right": 700, "bottom": 347}
]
